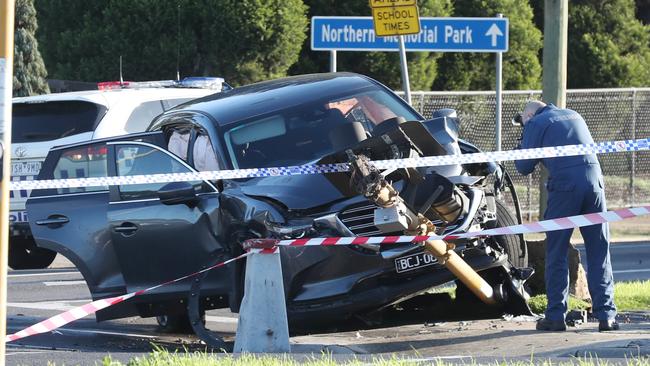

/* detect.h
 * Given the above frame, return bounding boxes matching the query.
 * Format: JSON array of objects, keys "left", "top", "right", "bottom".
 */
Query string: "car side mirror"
[
  {"left": 512, "top": 113, "right": 524, "bottom": 127},
  {"left": 158, "top": 181, "right": 198, "bottom": 207}
]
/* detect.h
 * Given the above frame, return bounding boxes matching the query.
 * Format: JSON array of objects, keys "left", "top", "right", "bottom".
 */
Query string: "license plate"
[
  {"left": 395, "top": 252, "right": 438, "bottom": 273},
  {"left": 12, "top": 161, "right": 42, "bottom": 176}
]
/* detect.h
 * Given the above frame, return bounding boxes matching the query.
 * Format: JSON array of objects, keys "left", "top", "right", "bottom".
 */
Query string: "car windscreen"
[
  {"left": 11, "top": 101, "right": 107, "bottom": 143},
  {"left": 224, "top": 89, "right": 420, "bottom": 169}
]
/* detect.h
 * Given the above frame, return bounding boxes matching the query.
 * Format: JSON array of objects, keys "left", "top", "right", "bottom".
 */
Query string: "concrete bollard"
[{"left": 234, "top": 248, "right": 290, "bottom": 353}]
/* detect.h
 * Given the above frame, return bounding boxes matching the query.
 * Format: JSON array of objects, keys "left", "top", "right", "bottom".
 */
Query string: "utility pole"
[
  {"left": 0, "top": 1, "right": 14, "bottom": 363},
  {"left": 539, "top": 0, "right": 568, "bottom": 218}
]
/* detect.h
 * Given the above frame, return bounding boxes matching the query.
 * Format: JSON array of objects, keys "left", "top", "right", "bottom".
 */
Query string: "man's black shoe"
[
  {"left": 536, "top": 318, "right": 567, "bottom": 331},
  {"left": 598, "top": 319, "right": 620, "bottom": 331}
]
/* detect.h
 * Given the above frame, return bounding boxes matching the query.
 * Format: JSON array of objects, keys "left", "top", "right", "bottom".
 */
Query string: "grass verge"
[
  {"left": 528, "top": 280, "right": 650, "bottom": 314},
  {"left": 98, "top": 349, "right": 650, "bottom": 366}
]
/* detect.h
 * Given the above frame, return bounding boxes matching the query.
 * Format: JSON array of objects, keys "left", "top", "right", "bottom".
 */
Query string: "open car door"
[{"left": 106, "top": 140, "right": 229, "bottom": 306}]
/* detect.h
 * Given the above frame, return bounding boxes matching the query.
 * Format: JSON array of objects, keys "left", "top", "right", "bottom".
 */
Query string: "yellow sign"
[
  {"left": 371, "top": 5, "right": 420, "bottom": 36},
  {"left": 369, "top": 0, "right": 416, "bottom": 8}
]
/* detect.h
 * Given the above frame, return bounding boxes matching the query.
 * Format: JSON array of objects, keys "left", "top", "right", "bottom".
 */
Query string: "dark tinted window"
[
  {"left": 116, "top": 144, "right": 205, "bottom": 201},
  {"left": 53, "top": 143, "right": 108, "bottom": 194},
  {"left": 12, "top": 101, "right": 107, "bottom": 143}
]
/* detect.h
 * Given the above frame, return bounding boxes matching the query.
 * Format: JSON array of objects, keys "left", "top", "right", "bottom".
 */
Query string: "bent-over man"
[{"left": 515, "top": 100, "right": 618, "bottom": 332}]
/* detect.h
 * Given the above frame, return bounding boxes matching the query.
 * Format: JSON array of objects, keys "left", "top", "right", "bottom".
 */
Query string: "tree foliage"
[
  {"left": 567, "top": 0, "right": 650, "bottom": 88},
  {"left": 433, "top": 0, "right": 542, "bottom": 91},
  {"left": 291, "top": 0, "right": 454, "bottom": 90},
  {"left": 35, "top": 0, "right": 308, "bottom": 86},
  {"left": 13, "top": 0, "right": 49, "bottom": 97}
]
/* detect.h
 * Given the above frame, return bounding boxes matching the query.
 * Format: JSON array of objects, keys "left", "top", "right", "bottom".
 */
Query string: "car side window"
[
  {"left": 124, "top": 101, "right": 165, "bottom": 133},
  {"left": 53, "top": 143, "right": 108, "bottom": 194},
  {"left": 116, "top": 144, "right": 206, "bottom": 201}
]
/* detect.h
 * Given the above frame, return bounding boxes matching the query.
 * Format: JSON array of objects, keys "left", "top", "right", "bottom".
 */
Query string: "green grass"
[
  {"left": 96, "top": 349, "right": 650, "bottom": 366},
  {"left": 528, "top": 280, "right": 650, "bottom": 314},
  {"left": 614, "top": 281, "right": 650, "bottom": 311}
]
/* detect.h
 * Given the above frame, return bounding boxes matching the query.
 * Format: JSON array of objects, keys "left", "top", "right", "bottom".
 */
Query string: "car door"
[
  {"left": 107, "top": 141, "right": 227, "bottom": 296},
  {"left": 26, "top": 141, "right": 125, "bottom": 298}
]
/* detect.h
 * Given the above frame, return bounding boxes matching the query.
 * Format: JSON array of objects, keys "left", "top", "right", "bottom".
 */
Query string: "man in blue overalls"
[{"left": 515, "top": 101, "right": 618, "bottom": 331}]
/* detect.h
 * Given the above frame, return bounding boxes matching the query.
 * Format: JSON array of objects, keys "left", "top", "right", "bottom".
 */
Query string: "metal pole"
[
  {"left": 398, "top": 35, "right": 411, "bottom": 105},
  {"left": 0, "top": 1, "right": 15, "bottom": 363},
  {"left": 631, "top": 88, "right": 637, "bottom": 207},
  {"left": 330, "top": 50, "right": 337, "bottom": 73},
  {"left": 495, "top": 14, "right": 503, "bottom": 151}
]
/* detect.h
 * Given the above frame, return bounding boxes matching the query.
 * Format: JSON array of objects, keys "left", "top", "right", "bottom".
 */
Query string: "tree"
[
  {"left": 433, "top": 0, "right": 542, "bottom": 91},
  {"left": 291, "top": 0, "right": 454, "bottom": 90},
  {"left": 567, "top": 0, "right": 650, "bottom": 87},
  {"left": 13, "top": 0, "right": 49, "bottom": 97},
  {"left": 35, "top": 0, "right": 308, "bottom": 86}
]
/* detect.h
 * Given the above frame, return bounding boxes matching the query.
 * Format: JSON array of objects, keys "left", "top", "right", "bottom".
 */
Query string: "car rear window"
[{"left": 12, "top": 101, "right": 107, "bottom": 143}]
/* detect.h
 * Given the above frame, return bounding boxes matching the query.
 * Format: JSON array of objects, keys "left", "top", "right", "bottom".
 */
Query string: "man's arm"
[{"left": 514, "top": 121, "right": 545, "bottom": 175}]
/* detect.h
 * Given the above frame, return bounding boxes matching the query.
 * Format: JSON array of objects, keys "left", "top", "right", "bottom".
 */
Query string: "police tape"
[
  {"left": 243, "top": 205, "right": 650, "bottom": 249},
  {"left": 9, "top": 137, "right": 650, "bottom": 191},
  {"left": 4, "top": 251, "right": 256, "bottom": 343},
  {"left": 5, "top": 205, "right": 649, "bottom": 343}
]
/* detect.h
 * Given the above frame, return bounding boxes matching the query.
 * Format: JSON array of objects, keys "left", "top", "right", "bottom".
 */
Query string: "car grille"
[{"left": 337, "top": 202, "right": 382, "bottom": 236}]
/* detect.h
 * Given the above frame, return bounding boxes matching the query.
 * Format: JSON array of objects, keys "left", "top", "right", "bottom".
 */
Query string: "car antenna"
[
  {"left": 176, "top": 3, "right": 181, "bottom": 81},
  {"left": 119, "top": 55, "right": 124, "bottom": 86}
]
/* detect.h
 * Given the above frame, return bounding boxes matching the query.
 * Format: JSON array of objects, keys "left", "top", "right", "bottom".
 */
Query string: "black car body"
[{"left": 27, "top": 73, "right": 528, "bottom": 330}]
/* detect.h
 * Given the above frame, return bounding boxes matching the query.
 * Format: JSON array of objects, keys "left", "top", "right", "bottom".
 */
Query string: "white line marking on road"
[
  {"left": 6, "top": 351, "right": 50, "bottom": 356},
  {"left": 43, "top": 280, "right": 86, "bottom": 286},
  {"left": 8, "top": 300, "right": 89, "bottom": 311},
  {"left": 613, "top": 268, "right": 650, "bottom": 274},
  {"left": 6, "top": 343, "right": 78, "bottom": 352},
  {"left": 59, "top": 327, "right": 159, "bottom": 339},
  {"left": 205, "top": 315, "right": 238, "bottom": 324},
  {"left": 8, "top": 271, "right": 79, "bottom": 278}
]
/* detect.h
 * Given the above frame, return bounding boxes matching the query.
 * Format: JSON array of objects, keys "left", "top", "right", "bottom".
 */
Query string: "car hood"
[{"left": 237, "top": 174, "right": 348, "bottom": 210}]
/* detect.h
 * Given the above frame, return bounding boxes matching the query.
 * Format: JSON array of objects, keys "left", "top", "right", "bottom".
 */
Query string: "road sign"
[
  {"left": 369, "top": 0, "right": 416, "bottom": 7},
  {"left": 371, "top": 6, "right": 420, "bottom": 36},
  {"left": 311, "top": 16, "right": 508, "bottom": 53}
]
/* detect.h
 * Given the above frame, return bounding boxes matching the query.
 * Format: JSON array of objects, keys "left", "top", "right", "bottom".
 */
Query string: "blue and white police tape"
[{"left": 10, "top": 137, "right": 649, "bottom": 191}]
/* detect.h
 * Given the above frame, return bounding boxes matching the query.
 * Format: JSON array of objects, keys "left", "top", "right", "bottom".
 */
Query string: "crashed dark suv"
[{"left": 27, "top": 73, "right": 531, "bottom": 341}]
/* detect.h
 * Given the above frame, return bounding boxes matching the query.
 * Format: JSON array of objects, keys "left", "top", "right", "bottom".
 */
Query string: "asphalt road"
[
  {"left": 576, "top": 241, "right": 650, "bottom": 282},
  {"left": 4, "top": 241, "right": 650, "bottom": 365}
]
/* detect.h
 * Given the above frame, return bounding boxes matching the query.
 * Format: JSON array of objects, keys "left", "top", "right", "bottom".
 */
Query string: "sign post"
[
  {"left": 495, "top": 13, "right": 503, "bottom": 151},
  {"left": 0, "top": 1, "right": 14, "bottom": 364},
  {"left": 369, "top": 0, "right": 421, "bottom": 105}
]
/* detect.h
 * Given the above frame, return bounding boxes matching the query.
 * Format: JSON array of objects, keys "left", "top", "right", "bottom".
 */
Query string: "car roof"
[
  {"left": 12, "top": 87, "right": 219, "bottom": 108},
  {"left": 168, "top": 73, "right": 382, "bottom": 126}
]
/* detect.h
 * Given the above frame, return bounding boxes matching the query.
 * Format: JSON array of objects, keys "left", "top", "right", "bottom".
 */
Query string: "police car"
[{"left": 7, "top": 77, "right": 229, "bottom": 269}]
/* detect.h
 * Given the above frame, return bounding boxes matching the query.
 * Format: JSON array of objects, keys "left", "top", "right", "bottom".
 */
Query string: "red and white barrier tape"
[
  {"left": 243, "top": 206, "right": 650, "bottom": 248},
  {"left": 5, "top": 251, "right": 257, "bottom": 343},
  {"left": 7, "top": 205, "right": 648, "bottom": 343}
]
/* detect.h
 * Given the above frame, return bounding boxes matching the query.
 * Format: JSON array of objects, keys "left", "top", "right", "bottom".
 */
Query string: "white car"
[{"left": 7, "top": 77, "right": 228, "bottom": 269}]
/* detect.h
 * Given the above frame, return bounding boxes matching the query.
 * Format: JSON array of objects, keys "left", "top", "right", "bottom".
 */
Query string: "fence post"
[{"left": 631, "top": 88, "right": 637, "bottom": 207}]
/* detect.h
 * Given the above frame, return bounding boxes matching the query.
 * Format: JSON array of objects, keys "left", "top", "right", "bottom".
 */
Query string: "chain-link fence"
[{"left": 401, "top": 88, "right": 650, "bottom": 221}]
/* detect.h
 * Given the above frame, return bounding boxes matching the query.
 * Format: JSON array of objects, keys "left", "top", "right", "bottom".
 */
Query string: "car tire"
[
  {"left": 492, "top": 199, "right": 528, "bottom": 268},
  {"left": 156, "top": 312, "right": 197, "bottom": 334},
  {"left": 454, "top": 200, "right": 527, "bottom": 305},
  {"left": 8, "top": 237, "right": 57, "bottom": 270}
]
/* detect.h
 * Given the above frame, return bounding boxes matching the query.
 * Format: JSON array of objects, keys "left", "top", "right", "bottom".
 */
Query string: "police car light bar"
[{"left": 97, "top": 77, "right": 229, "bottom": 91}]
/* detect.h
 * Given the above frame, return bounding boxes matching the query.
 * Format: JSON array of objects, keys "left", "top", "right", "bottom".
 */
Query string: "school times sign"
[{"left": 369, "top": 0, "right": 421, "bottom": 37}]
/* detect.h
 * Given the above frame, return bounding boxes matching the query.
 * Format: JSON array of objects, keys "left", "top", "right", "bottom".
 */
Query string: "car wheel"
[
  {"left": 156, "top": 312, "right": 197, "bottom": 334},
  {"left": 492, "top": 199, "right": 528, "bottom": 268},
  {"left": 8, "top": 237, "right": 57, "bottom": 270},
  {"left": 454, "top": 199, "right": 528, "bottom": 306}
]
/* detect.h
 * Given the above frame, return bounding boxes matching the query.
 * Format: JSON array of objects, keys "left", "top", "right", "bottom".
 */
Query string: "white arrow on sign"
[{"left": 485, "top": 23, "right": 503, "bottom": 47}]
